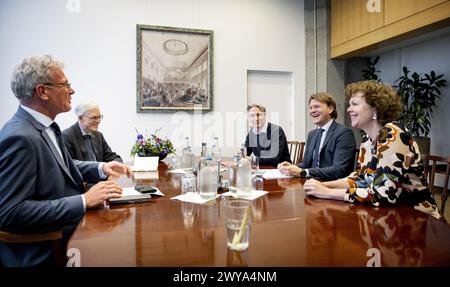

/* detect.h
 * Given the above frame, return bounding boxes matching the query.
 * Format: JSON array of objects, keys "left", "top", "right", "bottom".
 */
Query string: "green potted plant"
[
  {"left": 362, "top": 56, "right": 381, "bottom": 82},
  {"left": 395, "top": 67, "right": 447, "bottom": 154}
]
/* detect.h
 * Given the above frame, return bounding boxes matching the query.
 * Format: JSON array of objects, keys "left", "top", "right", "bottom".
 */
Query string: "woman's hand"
[
  {"left": 304, "top": 178, "right": 347, "bottom": 201},
  {"left": 304, "top": 178, "right": 331, "bottom": 199}
]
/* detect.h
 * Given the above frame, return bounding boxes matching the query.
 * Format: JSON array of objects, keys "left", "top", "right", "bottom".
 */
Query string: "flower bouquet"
[{"left": 131, "top": 128, "right": 175, "bottom": 161}]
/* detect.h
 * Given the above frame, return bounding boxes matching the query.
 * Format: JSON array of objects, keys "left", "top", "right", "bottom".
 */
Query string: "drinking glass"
[
  {"left": 181, "top": 172, "right": 196, "bottom": 194},
  {"left": 252, "top": 173, "right": 264, "bottom": 191},
  {"left": 250, "top": 155, "right": 259, "bottom": 171},
  {"left": 224, "top": 200, "right": 252, "bottom": 251}
]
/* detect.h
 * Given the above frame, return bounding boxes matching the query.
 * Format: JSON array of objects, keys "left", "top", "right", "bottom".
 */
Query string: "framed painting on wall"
[{"left": 136, "top": 25, "right": 213, "bottom": 112}]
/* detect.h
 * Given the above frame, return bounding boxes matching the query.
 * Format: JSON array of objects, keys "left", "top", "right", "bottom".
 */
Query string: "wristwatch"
[{"left": 299, "top": 168, "right": 307, "bottom": 178}]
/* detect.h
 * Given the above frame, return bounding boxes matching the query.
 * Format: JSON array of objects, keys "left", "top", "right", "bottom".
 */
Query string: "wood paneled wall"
[
  {"left": 331, "top": 0, "right": 384, "bottom": 47},
  {"left": 330, "top": 0, "right": 450, "bottom": 58}
]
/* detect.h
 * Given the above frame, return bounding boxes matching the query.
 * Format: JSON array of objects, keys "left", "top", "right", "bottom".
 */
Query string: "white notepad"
[
  {"left": 260, "top": 169, "right": 294, "bottom": 180},
  {"left": 109, "top": 186, "right": 164, "bottom": 205}
]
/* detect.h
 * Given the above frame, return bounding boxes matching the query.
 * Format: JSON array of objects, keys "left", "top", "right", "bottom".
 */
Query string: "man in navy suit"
[
  {"left": 63, "top": 103, "right": 123, "bottom": 163},
  {"left": 279, "top": 92, "right": 356, "bottom": 180},
  {"left": 0, "top": 55, "right": 132, "bottom": 266}
]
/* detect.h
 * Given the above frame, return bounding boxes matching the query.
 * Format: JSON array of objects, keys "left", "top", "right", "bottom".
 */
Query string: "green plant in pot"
[
  {"left": 394, "top": 67, "right": 447, "bottom": 154},
  {"left": 362, "top": 56, "right": 381, "bottom": 82}
]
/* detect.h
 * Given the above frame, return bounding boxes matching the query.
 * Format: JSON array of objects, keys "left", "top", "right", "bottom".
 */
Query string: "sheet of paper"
[
  {"left": 168, "top": 168, "right": 226, "bottom": 174},
  {"left": 130, "top": 157, "right": 159, "bottom": 171},
  {"left": 168, "top": 168, "right": 189, "bottom": 174},
  {"left": 221, "top": 190, "right": 268, "bottom": 200},
  {"left": 260, "top": 169, "right": 294, "bottom": 180},
  {"left": 171, "top": 192, "right": 220, "bottom": 204}
]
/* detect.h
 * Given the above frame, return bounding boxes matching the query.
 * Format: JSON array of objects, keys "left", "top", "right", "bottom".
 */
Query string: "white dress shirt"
[{"left": 305, "top": 119, "right": 334, "bottom": 176}]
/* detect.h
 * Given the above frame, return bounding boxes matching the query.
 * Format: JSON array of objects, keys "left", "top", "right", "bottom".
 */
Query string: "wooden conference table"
[{"left": 68, "top": 162, "right": 450, "bottom": 267}]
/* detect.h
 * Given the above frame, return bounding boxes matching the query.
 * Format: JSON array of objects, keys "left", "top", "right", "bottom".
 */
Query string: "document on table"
[
  {"left": 169, "top": 168, "right": 227, "bottom": 174},
  {"left": 109, "top": 186, "right": 165, "bottom": 204},
  {"left": 260, "top": 169, "right": 294, "bottom": 180},
  {"left": 221, "top": 190, "right": 268, "bottom": 200},
  {"left": 171, "top": 192, "right": 220, "bottom": 204}
]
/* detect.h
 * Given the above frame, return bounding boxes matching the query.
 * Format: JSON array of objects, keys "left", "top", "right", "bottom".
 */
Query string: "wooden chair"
[
  {"left": 422, "top": 154, "right": 450, "bottom": 213},
  {"left": 288, "top": 141, "right": 305, "bottom": 165},
  {"left": 0, "top": 230, "right": 65, "bottom": 266}
]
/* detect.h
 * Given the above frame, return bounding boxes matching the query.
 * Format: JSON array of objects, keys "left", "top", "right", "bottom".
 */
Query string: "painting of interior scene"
[{"left": 137, "top": 25, "right": 212, "bottom": 112}]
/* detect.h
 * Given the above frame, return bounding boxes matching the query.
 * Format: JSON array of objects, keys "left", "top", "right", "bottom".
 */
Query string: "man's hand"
[
  {"left": 102, "top": 161, "right": 133, "bottom": 178},
  {"left": 277, "top": 161, "right": 291, "bottom": 169},
  {"left": 278, "top": 163, "right": 301, "bottom": 176},
  {"left": 84, "top": 181, "right": 123, "bottom": 209}
]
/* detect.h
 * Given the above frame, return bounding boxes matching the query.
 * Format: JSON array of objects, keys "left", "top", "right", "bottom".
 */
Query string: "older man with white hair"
[{"left": 63, "top": 103, "right": 122, "bottom": 163}]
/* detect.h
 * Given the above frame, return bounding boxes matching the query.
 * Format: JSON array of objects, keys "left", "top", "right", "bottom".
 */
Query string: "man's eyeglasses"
[
  {"left": 43, "top": 82, "right": 72, "bottom": 89},
  {"left": 83, "top": 115, "right": 104, "bottom": 121}
]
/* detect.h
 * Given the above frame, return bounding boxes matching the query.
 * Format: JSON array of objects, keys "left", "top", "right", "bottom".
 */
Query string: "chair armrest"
[{"left": 0, "top": 230, "right": 63, "bottom": 243}]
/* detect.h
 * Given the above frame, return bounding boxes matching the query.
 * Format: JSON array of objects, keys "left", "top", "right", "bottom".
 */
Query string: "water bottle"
[
  {"left": 237, "top": 157, "right": 252, "bottom": 197},
  {"left": 228, "top": 153, "right": 240, "bottom": 193},
  {"left": 181, "top": 137, "right": 194, "bottom": 169},
  {"left": 201, "top": 142, "right": 208, "bottom": 158},
  {"left": 240, "top": 143, "right": 247, "bottom": 159},
  {"left": 199, "top": 161, "right": 218, "bottom": 200},
  {"left": 211, "top": 136, "right": 221, "bottom": 162}
]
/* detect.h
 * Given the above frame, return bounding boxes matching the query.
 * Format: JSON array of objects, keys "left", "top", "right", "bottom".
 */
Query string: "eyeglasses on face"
[
  {"left": 83, "top": 115, "right": 104, "bottom": 121},
  {"left": 43, "top": 82, "right": 72, "bottom": 89}
]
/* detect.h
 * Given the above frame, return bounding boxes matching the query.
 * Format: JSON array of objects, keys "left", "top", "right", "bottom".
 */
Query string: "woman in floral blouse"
[{"left": 303, "top": 80, "right": 443, "bottom": 220}]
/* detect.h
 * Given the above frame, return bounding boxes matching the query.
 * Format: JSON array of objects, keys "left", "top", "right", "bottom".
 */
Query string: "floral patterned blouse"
[{"left": 344, "top": 123, "right": 442, "bottom": 220}]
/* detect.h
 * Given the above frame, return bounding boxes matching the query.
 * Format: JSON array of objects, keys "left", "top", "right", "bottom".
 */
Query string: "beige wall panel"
[
  {"left": 331, "top": 0, "right": 384, "bottom": 47},
  {"left": 385, "top": 0, "right": 448, "bottom": 25},
  {"left": 331, "top": 1, "right": 450, "bottom": 58}
]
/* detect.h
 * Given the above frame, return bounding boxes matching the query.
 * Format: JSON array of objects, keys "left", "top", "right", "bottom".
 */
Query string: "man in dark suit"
[
  {"left": 279, "top": 92, "right": 356, "bottom": 180},
  {"left": 0, "top": 55, "right": 132, "bottom": 266},
  {"left": 63, "top": 103, "right": 122, "bottom": 162},
  {"left": 245, "top": 104, "right": 291, "bottom": 167}
]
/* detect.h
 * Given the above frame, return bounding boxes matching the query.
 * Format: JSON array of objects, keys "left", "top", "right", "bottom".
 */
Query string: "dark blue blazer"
[
  {"left": 300, "top": 120, "right": 356, "bottom": 180},
  {"left": 245, "top": 122, "right": 291, "bottom": 167},
  {"left": 0, "top": 107, "right": 101, "bottom": 266},
  {"left": 63, "top": 123, "right": 122, "bottom": 162}
]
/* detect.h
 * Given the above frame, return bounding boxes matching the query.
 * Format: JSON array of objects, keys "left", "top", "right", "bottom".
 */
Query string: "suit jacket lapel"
[
  {"left": 320, "top": 121, "right": 337, "bottom": 152},
  {"left": 17, "top": 107, "right": 79, "bottom": 186},
  {"left": 304, "top": 131, "right": 315, "bottom": 166},
  {"left": 73, "top": 123, "right": 90, "bottom": 160}
]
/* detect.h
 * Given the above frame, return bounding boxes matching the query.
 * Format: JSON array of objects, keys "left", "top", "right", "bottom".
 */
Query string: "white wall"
[
  {"left": 373, "top": 33, "right": 450, "bottom": 189},
  {"left": 375, "top": 34, "right": 450, "bottom": 157},
  {"left": 0, "top": 0, "right": 306, "bottom": 162},
  {"left": 247, "top": 71, "right": 294, "bottom": 140}
]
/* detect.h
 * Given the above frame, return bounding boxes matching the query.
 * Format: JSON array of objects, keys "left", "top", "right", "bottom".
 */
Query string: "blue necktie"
[
  {"left": 83, "top": 134, "right": 97, "bottom": 161},
  {"left": 312, "top": 128, "right": 325, "bottom": 168}
]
